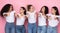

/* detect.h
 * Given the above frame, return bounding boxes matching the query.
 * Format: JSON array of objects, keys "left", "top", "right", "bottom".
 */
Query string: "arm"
[
  {"left": 38, "top": 13, "right": 42, "bottom": 17},
  {"left": 14, "top": 13, "right": 21, "bottom": 18},
  {"left": 25, "top": 12, "right": 29, "bottom": 18},
  {"left": 46, "top": 14, "right": 52, "bottom": 20},
  {"left": 3, "top": 13, "right": 9, "bottom": 17}
]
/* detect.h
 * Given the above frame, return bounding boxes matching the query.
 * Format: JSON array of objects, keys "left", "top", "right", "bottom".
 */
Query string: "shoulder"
[{"left": 11, "top": 11, "right": 16, "bottom": 13}]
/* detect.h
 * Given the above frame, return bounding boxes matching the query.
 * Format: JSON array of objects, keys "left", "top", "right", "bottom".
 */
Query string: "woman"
[{"left": 0, "top": 4, "right": 15, "bottom": 33}]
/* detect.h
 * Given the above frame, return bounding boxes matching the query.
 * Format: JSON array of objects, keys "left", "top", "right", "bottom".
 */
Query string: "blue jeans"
[
  {"left": 5, "top": 22, "right": 15, "bottom": 33},
  {"left": 47, "top": 26, "right": 57, "bottom": 33},
  {"left": 28, "top": 23, "right": 37, "bottom": 33},
  {"left": 37, "top": 26, "right": 47, "bottom": 33},
  {"left": 16, "top": 25, "right": 26, "bottom": 33}
]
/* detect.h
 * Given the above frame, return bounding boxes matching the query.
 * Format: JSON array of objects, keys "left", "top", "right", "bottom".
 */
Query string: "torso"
[
  {"left": 27, "top": 11, "right": 36, "bottom": 23},
  {"left": 16, "top": 14, "right": 25, "bottom": 25},
  {"left": 3, "top": 11, "right": 15, "bottom": 23}
]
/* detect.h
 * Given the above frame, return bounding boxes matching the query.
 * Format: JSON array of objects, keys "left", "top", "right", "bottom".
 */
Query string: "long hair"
[
  {"left": 21, "top": 7, "right": 26, "bottom": 15},
  {"left": 40, "top": 6, "right": 48, "bottom": 14},
  {"left": 52, "top": 6, "right": 59, "bottom": 15},
  {"left": 0, "top": 4, "right": 13, "bottom": 17}
]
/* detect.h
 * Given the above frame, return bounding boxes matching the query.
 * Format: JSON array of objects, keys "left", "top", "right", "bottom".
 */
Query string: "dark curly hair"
[{"left": 0, "top": 4, "right": 13, "bottom": 17}]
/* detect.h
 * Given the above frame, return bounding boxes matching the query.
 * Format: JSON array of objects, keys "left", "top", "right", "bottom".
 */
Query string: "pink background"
[{"left": 0, "top": 0, "right": 60, "bottom": 33}]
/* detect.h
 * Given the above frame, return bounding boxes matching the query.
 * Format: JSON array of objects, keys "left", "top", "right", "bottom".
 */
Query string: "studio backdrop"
[{"left": 0, "top": 0, "right": 60, "bottom": 33}]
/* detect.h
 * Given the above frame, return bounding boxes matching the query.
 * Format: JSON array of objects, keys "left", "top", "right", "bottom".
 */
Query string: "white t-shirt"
[
  {"left": 38, "top": 13, "right": 46, "bottom": 26},
  {"left": 16, "top": 14, "right": 25, "bottom": 25},
  {"left": 27, "top": 11, "right": 36, "bottom": 23},
  {"left": 3, "top": 11, "right": 15, "bottom": 23},
  {"left": 47, "top": 14, "right": 59, "bottom": 27}
]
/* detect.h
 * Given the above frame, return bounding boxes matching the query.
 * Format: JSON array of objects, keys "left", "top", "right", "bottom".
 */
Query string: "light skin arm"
[
  {"left": 14, "top": 13, "right": 17, "bottom": 18},
  {"left": 3, "top": 13, "right": 9, "bottom": 17},
  {"left": 25, "top": 13, "right": 29, "bottom": 18},
  {"left": 46, "top": 14, "right": 52, "bottom": 20},
  {"left": 35, "top": 12, "right": 37, "bottom": 18},
  {"left": 38, "top": 12, "right": 42, "bottom": 17}
]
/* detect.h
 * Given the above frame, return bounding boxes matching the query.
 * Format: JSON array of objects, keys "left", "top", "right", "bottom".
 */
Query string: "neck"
[
  {"left": 29, "top": 11, "right": 34, "bottom": 13},
  {"left": 42, "top": 13, "right": 45, "bottom": 15},
  {"left": 52, "top": 13, "right": 55, "bottom": 15},
  {"left": 7, "top": 11, "right": 11, "bottom": 13},
  {"left": 20, "top": 13, "right": 24, "bottom": 16}
]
